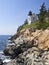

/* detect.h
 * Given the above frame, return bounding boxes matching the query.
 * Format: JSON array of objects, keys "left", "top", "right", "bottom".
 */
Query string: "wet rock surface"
[{"left": 0, "top": 59, "right": 3, "bottom": 65}]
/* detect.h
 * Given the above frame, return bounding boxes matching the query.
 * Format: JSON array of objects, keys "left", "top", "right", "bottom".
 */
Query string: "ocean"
[
  {"left": 0, "top": 35, "right": 11, "bottom": 50},
  {"left": 0, "top": 35, "right": 11, "bottom": 63}
]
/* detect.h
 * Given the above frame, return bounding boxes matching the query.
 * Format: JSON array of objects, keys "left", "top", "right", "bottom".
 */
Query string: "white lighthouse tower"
[
  {"left": 27, "top": 11, "right": 38, "bottom": 25},
  {"left": 27, "top": 11, "right": 32, "bottom": 25}
]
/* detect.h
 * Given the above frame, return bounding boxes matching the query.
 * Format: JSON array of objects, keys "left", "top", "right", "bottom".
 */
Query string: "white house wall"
[{"left": 27, "top": 14, "right": 38, "bottom": 25}]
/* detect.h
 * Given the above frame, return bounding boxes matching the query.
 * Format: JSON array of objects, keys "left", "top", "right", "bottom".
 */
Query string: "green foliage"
[
  {"left": 17, "top": 3, "right": 49, "bottom": 32},
  {"left": 17, "top": 20, "right": 49, "bottom": 32},
  {"left": 39, "top": 3, "right": 47, "bottom": 23},
  {"left": 37, "top": 22, "right": 49, "bottom": 30},
  {"left": 47, "top": 8, "right": 49, "bottom": 17},
  {"left": 24, "top": 19, "right": 28, "bottom": 25},
  {"left": 17, "top": 19, "right": 28, "bottom": 32},
  {"left": 17, "top": 25, "right": 22, "bottom": 32}
]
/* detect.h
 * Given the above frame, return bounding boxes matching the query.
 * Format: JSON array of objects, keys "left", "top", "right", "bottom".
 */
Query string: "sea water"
[{"left": 0, "top": 35, "right": 11, "bottom": 63}]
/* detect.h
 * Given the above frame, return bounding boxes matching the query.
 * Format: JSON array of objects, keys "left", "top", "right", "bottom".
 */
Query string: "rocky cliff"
[{"left": 4, "top": 28, "right": 49, "bottom": 65}]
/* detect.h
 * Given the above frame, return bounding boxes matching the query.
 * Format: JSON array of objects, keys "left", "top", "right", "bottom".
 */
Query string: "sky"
[{"left": 0, "top": 0, "right": 49, "bottom": 35}]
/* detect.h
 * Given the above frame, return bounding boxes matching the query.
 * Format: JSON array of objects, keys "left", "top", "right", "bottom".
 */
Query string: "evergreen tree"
[
  {"left": 39, "top": 3, "right": 47, "bottom": 23},
  {"left": 17, "top": 25, "right": 22, "bottom": 32},
  {"left": 24, "top": 19, "right": 28, "bottom": 25},
  {"left": 47, "top": 8, "right": 49, "bottom": 17},
  {"left": 47, "top": 8, "right": 49, "bottom": 21}
]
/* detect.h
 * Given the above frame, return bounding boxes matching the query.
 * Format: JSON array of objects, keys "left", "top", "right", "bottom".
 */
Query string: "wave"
[
  {"left": 0, "top": 35, "right": 11, "bottom": 63},
  {"left": 0, "top": 51, "right": 11, "bottom": 63}
]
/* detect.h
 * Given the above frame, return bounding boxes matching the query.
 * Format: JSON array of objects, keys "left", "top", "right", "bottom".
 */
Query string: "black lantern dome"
[{"left": 28, "top": 11, "right": 32, "bottom": 16}]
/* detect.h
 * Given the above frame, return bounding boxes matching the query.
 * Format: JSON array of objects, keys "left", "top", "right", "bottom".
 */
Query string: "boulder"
[
  {"left": 4, "top": 45, "right": 23, "bottom": 59},
  {"left": 0, "top": 59, "right": 3, "bottom": 65}
]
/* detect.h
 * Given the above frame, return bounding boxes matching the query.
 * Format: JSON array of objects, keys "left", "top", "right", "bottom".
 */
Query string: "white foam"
[
  {"left": 0, "top": 51, "right": 11, "bottom": 63},
  {"left": 3, "top": 59, "right": 11, "bottom": 63}
]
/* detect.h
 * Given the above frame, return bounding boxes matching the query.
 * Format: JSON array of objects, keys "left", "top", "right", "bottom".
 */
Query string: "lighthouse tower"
[{"left": 27, "top": 11, "right": 32, "bottom": 25}]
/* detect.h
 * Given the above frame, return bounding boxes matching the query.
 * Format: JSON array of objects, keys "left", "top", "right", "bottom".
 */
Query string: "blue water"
[
  {"left": 0, "top": 35, "right": 11, "bottom": 62},
  {"left": 0, "top": 35, "right": 11, "bottom": 51}
]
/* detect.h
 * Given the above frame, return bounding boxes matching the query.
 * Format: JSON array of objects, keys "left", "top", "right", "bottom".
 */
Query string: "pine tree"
[
  {"left": 24, "top": 19, "right": 28, "bottom": 25},
  {"left": 39, "top": 3, "right": 47, "bottom": 23},
  {"left": 47, "top": 8, "right": 49, "bottom": 17},
  {"left": 47, "top": 8, "right": 49, "bottom": 21}
]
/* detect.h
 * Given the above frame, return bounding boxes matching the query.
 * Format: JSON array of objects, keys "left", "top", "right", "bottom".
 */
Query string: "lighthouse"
[
  {"left": 27, "top": 11, "right": 33, "bottom": 25},
  {"left": 27, "top": 11, "right": 38, "bottom": 25}
]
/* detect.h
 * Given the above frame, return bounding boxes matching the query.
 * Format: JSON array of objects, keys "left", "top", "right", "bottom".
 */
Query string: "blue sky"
[{"left": 0, "top": 0, "right": 49, "bottom": 35}]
